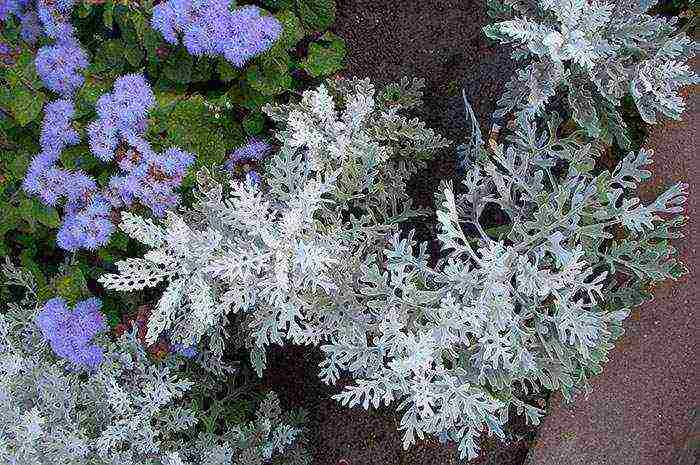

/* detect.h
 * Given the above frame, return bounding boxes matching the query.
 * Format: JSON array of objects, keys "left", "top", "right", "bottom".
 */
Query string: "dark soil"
[{"left": 263, "top": 2, "right": 538, "bottom": 465}]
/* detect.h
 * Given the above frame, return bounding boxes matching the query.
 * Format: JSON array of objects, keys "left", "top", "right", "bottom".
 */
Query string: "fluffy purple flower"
[
  {"left": 108, "top": 143, "right": 193, "bottom": 217},
  {"left": 23, "top": 165, "right": 72, "bottom": 206},
  {"left": 36, "top": 0, "right": 76, "bottom": 41},
  {"left": 63, "top": 171, "right": 97, "bottom": 202},
  {"left": 35, "top": 43, "right": 89, "bottom": 97},
  {"left": 36, "top": 297, "right": 106, "bottom": 370},
  {"left": 246, "top": 170, "right": 261, "bottom": 185},
  {"left": 172, "top": 343, "right": 198, "bottom": 358},
  {"left": 20, "top": 10, "right": 42, "bottom": 43},
  {"left": 40, "top": 99, "right": 79, "bottom": 153},
  {"left": 57, "top": 203, "right": 114, "bottom": 250},
  {"left": 151, "top": 0, "right": 192, "bottom": 44},
  {"left": 87, "top": 119, "right": 119, "bottom": 162},
  {"left": 161, "top": 147, "right": 195, "bottom": 176},
  {"left": 151, "top": 0, "right": 281, "bottom": 67},
  {"left": 89, "top": 74, "right": 154, "bottom": 151},
  {"left": 0, "top": 0, "right": 29, "bottom": 21},
  {"left": 0, "top": 41, "right": 17, "bottom": 65},
  {"left": 110, "top": 74, "right": 156, "bottom": 124},
  {"left": 229, "top": 138, "right": 271, "bottom": 164}
]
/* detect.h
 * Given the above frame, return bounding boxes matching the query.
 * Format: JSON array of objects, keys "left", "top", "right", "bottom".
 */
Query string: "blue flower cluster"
[
  {"left": 2, "top": 0, "right": 89, "bottom": 97},
  {"left": 225, "top": 138, "right": 271, "bottom": 184},
  {"left": 151, "top": 0, "right": 282, "bottom": 67},
  {"left": 89, "top": 74, "right": 195, "bottom": 217},
  {"left": 34, "top": 41, "right": 89, "bottom": 97},
  {"left": 23, "top": 74, "right": 194, "bottom": 251},
  {"left": 36, "top": 297, "right": 107, "bottom": 370}
]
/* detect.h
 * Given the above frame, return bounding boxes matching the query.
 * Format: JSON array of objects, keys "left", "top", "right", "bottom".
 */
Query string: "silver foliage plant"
[
  {"left": 98, "top": 74, "right": 689, "bottom": 459},
  {"left": 483, "top": 0, "right": 699, "bottom": 146},
  {"left": 98, "top": 77, "right": 448, "bottom": 372},
  {"left": 0, "top": 261, "right": 309, "bottom": 465}
]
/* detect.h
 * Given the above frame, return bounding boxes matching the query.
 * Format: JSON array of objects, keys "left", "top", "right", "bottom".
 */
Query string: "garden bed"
[{"left": 0, "top": 0, "right": 697, "bottom": 463}]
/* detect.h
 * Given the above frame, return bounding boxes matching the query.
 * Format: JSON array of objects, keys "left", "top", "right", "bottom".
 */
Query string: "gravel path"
[{"left": 525, "top": 83, "right": 699, "bottom": 465}]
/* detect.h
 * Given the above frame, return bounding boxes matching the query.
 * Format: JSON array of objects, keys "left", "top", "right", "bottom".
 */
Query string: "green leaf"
[
  {"left": 163, "top": 48, "right": 194, "bottom": 84},
  {"left": 32, "top": 200, "right": 60, "bottom": 229},
  {"left": 12, "top": 50, "right": 42, "bottom": 85},
  {"left": 261, "top": 0, "right": 295, "bottom": 9},
  {"left": 115, "top": 6, "right": 139, "bottom": 44},
  {"left": 76, "top": 2, "right": 93, "bottom": 18},
  {"left": 246, "top": 51, "right": 293, "bottom": 95},
  {"left": 300, "top": 32, "right": 346, "bottom": 77},
  {"left": 243, "top": 111, "right": 265, "bottom": 135},
  {"left": 52, "top": 266, "right": 89, "bottom": 306},
  {"left": 10, "top": 87, "right": 45, "bottom": 126},
  {"left": 227, "top": 81, "right": 274, "bottom": 111},
  {"left": 273, "top": 10, "right": 305, "bottom": 51},
  {"left": 75, "top": 78, "right": 110, "bottom": 117},
  {"left": 92, "top": 39, "right": 128, "bottom": 76},
  {"left": 217, "top": 59, "right": 241, "bottom": 82},
  {"left": 190, "top": 56, "right": 213, "bottom": 83},
  {"left": 295, "top": 0, "right": 336, "bottom": 32},
  {"left": 103, "top": 0, "right": 116, "bottom": 29},
  {"left": 149, "top": 95, "right": 239, "bottom": 170},
  {"left": 124, "top": 43, "right": 145, "bottom": 67},
  {"left": 144, "top": 28, "right": 166, "bottom": 58}
]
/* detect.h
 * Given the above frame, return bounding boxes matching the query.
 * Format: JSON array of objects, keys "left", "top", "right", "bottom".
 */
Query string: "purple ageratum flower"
[
  {"left": 171, "top": 342, "right": 198, "bottom": 359},
  {"left": 40, "top": 99, "right": 79, "bottom": 153},
  {"left": 35, "top": 43, "right": 89, "bottom": 97},
  {"left": 151, "top": 0, "right": 281, "bottom": 67},
  {"left": 22, "top": 150, "right": 59, "bottom": 195},
  {"left": 0, "top": 0, "right": 29, "bottom": 21},
  {"left": 225, "top": 139, "right": 269, "bottom": 186},
  {"left": 108, "top": 144, "right": 194, "bottom": 218},
  {"left": 57, "top": 204, "right": 114, "bottom": 250},
  {"left": 151, "top": 0, "right": 193, "bottom": 45},
  {"left": 87, "top": 119, "right": 119, "bottom": 162},
  {"left": 62, "top": 170, "right": 97, "bottom": 203},
  {"left": 88, "top": 74, "right": 154, "bottom": 156},
  {"left": 226, "top": 138, "right": 271, "bottom": 172},
  {"left": 25, "top": 165, "right": 72, "bottom": 206},
  {"left": 36, "top": 297, "right": 107, "bottom": 370},
  {"left": 110, "top": 74, "right": 156, "bottom": 124},
  {"left": 246, "top": 170, "right": 261, "bottom": 185},
  {"left": 161, "top": 147, "right": 195, "bottom": 177},
  {"left": 82, "top": 74, "right": 194, "bottom": 220},
  {"left": 36, "top": 0, "right": 76, "bottom": 41},
  {"left": 20, "top": 10, "right": 42, "bottom": 44},
  {"left": 52, "top": 0, "right": 76, "bottom": 15}
]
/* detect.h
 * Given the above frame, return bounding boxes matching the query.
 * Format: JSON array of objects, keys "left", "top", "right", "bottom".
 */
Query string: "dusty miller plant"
[
  {"left": 98, "top": 74, "right": 688, "bottom": 458},
  {"left": 327, "top": 111, "right": 687, "bottom": 459},
  {"left": 98, "top": 77, "right": 449, "bottom": 372},
  {"left": 0, "top": 260, "right": 309, "bottom": 465},
  {"left": 484, "top": 0, "right": 699, "bottom": 146}
]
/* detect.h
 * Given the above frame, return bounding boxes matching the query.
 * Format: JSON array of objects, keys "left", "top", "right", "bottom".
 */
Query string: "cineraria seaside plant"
[
  {"left": 151, "top": 0, "right": 282, "bottom": 67},
  {"left": 484, "top": 0, "right": 699, "bottom": 145},
  {"left": 99, "top": 74, "right": 689, "bottom": 459},
  {"left": 98, "top": 77, "right": 449, "bottom": 369},
  {"left": 0, "top": 260, "right": 310, "bottom": 465}
]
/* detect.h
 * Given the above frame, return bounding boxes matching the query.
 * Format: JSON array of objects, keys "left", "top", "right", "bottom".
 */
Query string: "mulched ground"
[
  {"left": 263, "top": 2, "right": 537, "bottom": 465},
  {"left": 524, "top": 80, "right": 699, "bottom": 465}
]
